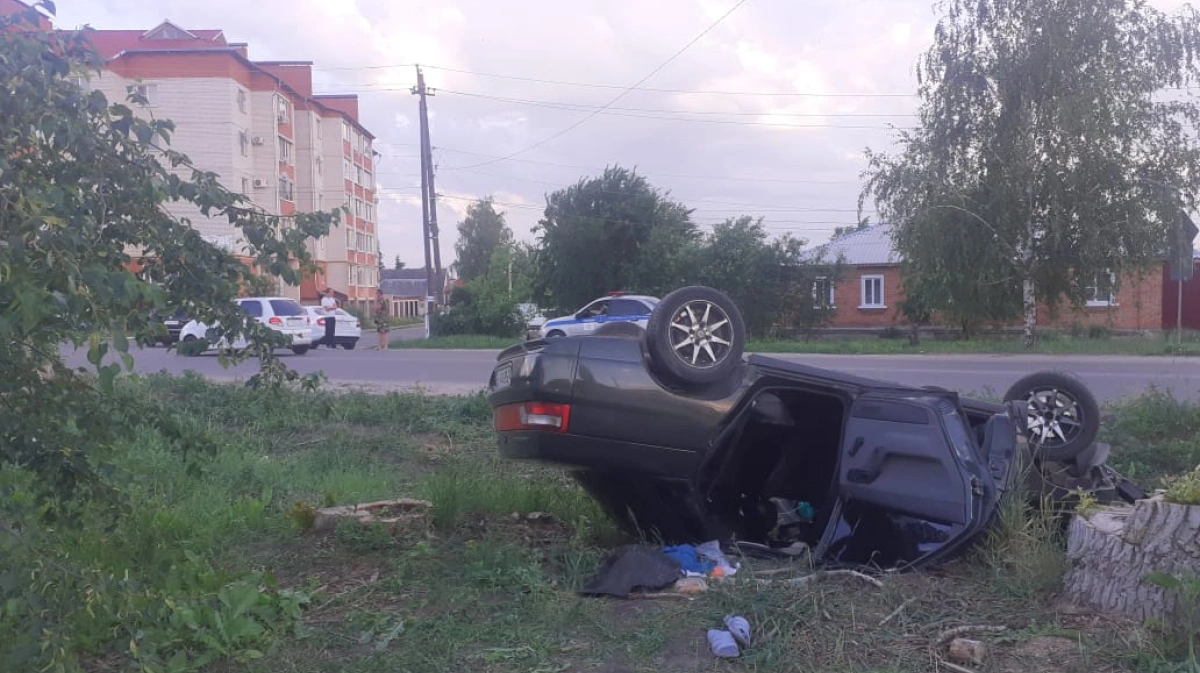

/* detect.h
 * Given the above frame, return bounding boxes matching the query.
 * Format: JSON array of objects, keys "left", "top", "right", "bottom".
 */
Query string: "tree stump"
[{"left": 1063, "top": 495, "right": 1200, "bottom": 625}]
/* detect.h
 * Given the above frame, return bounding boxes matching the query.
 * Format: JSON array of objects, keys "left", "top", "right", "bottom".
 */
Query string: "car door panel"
[{"left": 838, "top": 394, "right": 972, "bottom": 526}]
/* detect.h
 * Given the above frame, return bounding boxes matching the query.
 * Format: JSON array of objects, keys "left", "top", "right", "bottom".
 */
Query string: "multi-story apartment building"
[{"left": 1, "top": 0, "right": 381, "bottom": 308}]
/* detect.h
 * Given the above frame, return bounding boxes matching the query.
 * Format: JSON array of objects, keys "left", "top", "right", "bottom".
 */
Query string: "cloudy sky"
[{"left": 57, "top": 0, "right": 1194, "bottom": 269}]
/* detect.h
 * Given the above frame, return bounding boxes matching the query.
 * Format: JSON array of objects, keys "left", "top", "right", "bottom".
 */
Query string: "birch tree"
[{"left": 861, "top": 0, "right": 1200, "bottom": 346}]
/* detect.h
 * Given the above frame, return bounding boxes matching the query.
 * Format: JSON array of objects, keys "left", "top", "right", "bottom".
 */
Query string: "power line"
[
  {"left": 397, "top": 145, "right": 863, "bottom": 185},
  {"left": 435, "top": 89, "right": 918, "bottom": 119},
  {"left": 446, "top": 0, "right": 752, "bottom": 171},
  {"left": 420, "top": 165, "right": 872, "bottom": 212}
]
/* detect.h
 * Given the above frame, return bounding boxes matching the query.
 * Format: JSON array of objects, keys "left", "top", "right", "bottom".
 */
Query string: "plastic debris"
[
  {"left": 707, "top": 629, "right": 740, "bottom": 658},
  {"left": 724, "top": 615, "right": 751, "bottom": 648}
]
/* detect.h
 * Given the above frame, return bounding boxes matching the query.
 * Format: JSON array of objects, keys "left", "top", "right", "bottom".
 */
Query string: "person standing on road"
[
  {"left": 373, "top": 289, "right": 390, "bottom": 351},
  {"left": 320, "top": 288, "right": 339, "bottom": 349}
]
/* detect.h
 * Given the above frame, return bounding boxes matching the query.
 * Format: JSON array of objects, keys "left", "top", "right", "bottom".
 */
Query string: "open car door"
[{"left": 815, "top": 392, "right": 992, "bottom": 570}]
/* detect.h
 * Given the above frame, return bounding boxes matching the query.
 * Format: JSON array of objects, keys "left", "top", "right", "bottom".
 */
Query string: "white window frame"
[
  {"left": 278, "top": 174, "right": 294, "bottom": 202},
  {"left": 278, "top": 137, "right": 292, "bottom": 164},
  {"left": 236, "top": 89, "right": 247, "bottom": 114},
  {"left": 1085, "top": 271, "right": 1118, "bottom": 307},
  {"left": 132, "top": 82, "right": 157, "bottom": 106},
  {"left": 860, "top": 274, "right": 885, "bottom": 309},
  {"left": 275, "top": 95, "right": 290, "bottom": 124},
  {"left": 238, "top": 130, "right": 249, "bottom": 157},
  {"left": 342, "top": 121, "right": 352, "bottom": 142},
  {"left": 343, "top": 158, "right": 353, "bottom": 180},
  {"left": 346, "top": 228, "right": 355, "bottom": 250}
]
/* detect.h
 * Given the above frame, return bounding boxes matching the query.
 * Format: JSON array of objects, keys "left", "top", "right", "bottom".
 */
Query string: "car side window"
[
  {"left": 578, "top": 300, "right": 608, "bottom": 318},
  {"left": 609, "top": 299, "right": 647, "bottom": 317},
  {"left": 238, "top": 300, "right": 262, "bottom": 317}
]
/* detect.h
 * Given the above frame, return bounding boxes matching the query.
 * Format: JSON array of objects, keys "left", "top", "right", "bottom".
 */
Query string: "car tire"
[
  {"left": 1003, "top": 370, "right": 1100, "bottom": 462},
  {"left": 342, "top": 340, "right": 357, "bottom": 350},
  {"left": 291, "top": 346, "right": 310, "bottom": 356},
  {"left": 546, "top": 329, "right": 566, "bottom": 338},
  {"left": 593, "top": 322, "right": 645, "bottom": 339},
  {"left": 645, "top": 285, "right": 745, "bottom": 386}
]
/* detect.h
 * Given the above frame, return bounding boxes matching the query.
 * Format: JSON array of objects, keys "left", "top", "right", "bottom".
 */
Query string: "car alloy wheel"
[
  {"left": 1003, "top": 370, "right": 1100, "bottom": 462},
  {"left": 668, "top": 300, "right": 734, "bottom": 369},
  {"left": 1022, "top": 387, "right": 1084, "bottom": 446}
]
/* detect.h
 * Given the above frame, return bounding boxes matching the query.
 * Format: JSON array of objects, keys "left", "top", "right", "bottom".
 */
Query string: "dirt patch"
[
  {"left": 654, "top": 628, "right": 711, "bottom": 673},
  {"left": 996, "top": 636, "right": 1087, "bottom": 673}
]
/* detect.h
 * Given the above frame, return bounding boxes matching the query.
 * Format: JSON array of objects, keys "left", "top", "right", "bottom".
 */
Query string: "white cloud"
[{"left": 66, "top": 0, "right": 1188, "bottom": 266}]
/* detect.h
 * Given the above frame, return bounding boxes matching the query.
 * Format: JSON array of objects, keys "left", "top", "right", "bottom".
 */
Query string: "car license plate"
[{"left": 494, "top": 363, "right": 512, "bottom": 389}]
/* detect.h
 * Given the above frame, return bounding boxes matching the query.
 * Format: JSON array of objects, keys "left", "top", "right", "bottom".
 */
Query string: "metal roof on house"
[
  {"left": 379, "top": 279, "right": 430, "bottom": 299},
  {"left": 809, "top": 224, "right": 901, "bottom": 266}
]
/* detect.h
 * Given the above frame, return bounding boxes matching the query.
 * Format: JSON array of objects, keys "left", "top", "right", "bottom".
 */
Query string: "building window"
[
  {"left": 237, "top": 89, "right": 247, "bottom": 113},
  {"left": 814, "top": 277, "right": 835, "bottom": 308},
  {"left": 241, "top": 177, "right": 251, "bottom": 194},
  {"left": 278, "top": 175, "right": 294, "bottom": 201},
  {"left": 238, "top": 130, "right": 250, "bottom": 156},
  {"left": 347, "top": 228, "right": 355, "bottom": 250},
  {"left": 342, "top": 121, "right": 351, "bottom": 142},
  {"left": 363, "top": 171, "right": 373, "bottom": 190},
  {"left": 343, "top": 158, "right": 353, "bottom": 180},
  {"left": 131, "top": 82, "right": 157, "bottom": 106},
  {"left": 275, "top": 95, "right": 289, "bottom": 124},
  {"left": 278, "top": 137, "right": 292, "bottom": 164},
  {"left": 860, "top": 275, "right": 885, "bottom": 309},
  {"left": 1085, "top": 271, "right": 1118, "bottom": 307},
  {"left": 316, "top": 156, "right": 323, "bottom": 176}
]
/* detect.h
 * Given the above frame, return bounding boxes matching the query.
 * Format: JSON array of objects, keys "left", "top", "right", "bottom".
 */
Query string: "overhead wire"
[{"left": 444, "top": 0, "right": 753, "bottom": 170}]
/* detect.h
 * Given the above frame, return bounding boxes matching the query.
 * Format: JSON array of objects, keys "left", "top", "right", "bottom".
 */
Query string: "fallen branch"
[
  {"left": 627, "top": 592, "right": 693, "bottom": 601},
  {"left": 936, "top": 660, "right": 977, "bottom": 673},
  {"left": 879, "top": 597, "right": 918, "bottom": 626},
  {"left": 787, "top": 569, "right": 884, "bottom": 589},
  {"left": 934, "top": 625, "right": 1008, "bottom": 647},
  {"left": 754, "top": 567, "right": 799, "bottom": 576}
]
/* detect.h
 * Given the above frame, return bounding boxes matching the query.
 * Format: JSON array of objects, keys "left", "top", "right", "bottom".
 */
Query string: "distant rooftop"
[{"left": 808, "top": 223, "right": 901, "bottom": 266}]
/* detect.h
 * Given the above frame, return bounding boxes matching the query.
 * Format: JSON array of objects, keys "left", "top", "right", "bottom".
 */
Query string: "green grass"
[
  {"left": 5, "top": 374, "right": 1200, "bottom": 672},
  {"left": 389, "top": 334, "right": 520, "bottom": 349},
  {"left": 387, "top": 330, "right": 1200, "bottom": 356}
]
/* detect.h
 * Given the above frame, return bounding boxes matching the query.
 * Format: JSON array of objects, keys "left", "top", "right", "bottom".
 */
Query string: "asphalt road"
[{"left": 59, "top": 335, "right": 1200, "bottom": 401}]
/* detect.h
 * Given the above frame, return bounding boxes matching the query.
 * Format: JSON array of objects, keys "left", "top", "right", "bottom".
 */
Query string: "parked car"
[
  {"left": 537, "top": 292, "right": 658, "bottom": 339},
  {"left": 486, "top": 286, "right": 1141, "bottom": 571},
  {"left": 303, "top": 306, "right": 361, "bottom": 350},
  {"left": 150, "top": 307, "right": 191, "bottom": 346},
  {"left": 518, "top": 303, "right": 547, "bottom": 340},
  {"left": 179, "top": 296, "right": 313, "bottom": 355}
]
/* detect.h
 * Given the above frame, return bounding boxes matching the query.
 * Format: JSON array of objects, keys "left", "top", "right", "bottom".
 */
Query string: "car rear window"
[
  {"left": 610, "top": 299, "right": 650, "bottom": 316},
  {"left": 269, "top": 299, "right": 305, "bottom": 317}
]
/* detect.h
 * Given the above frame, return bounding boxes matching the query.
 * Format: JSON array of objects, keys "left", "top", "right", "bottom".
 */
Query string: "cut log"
[{"left": 1063, "top": 495, "right": 1200, "bottom": 626}]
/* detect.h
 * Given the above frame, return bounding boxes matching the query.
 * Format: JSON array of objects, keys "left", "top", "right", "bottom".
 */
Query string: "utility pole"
[
  {"left": 412, "top": 65, "right": 444, "bottom": 309},
  {"left": 412, "top": 66, "right": 435, "bottom": 336}
]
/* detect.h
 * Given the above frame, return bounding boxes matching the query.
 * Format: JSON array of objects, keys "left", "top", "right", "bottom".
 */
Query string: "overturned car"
[{"left": 487, "top": 286, "right": 1142, "bottom": 571}]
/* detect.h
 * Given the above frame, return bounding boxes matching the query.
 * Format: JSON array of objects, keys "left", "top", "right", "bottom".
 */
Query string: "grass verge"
[
  {"left": 387, "top": 331, "right": 1200, "bottom": 356},
  {"left": 3, "top": 374, "right": 1199, "bottom": 672}
]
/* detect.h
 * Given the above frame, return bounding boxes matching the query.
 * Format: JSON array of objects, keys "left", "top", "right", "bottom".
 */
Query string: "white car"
[
  {"left": 304, "top": 306, "right": 361, "bottom": 350},
  {"left": 537, "top": 293, "right": 659, "bottom": 339},
  {"left": 179, "top": 296, "right": 314, "bottom": 355}
]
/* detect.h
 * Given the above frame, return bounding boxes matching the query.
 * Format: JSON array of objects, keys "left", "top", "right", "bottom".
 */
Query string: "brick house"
[{"left": 812, "top": 224, "right": 1179, "bottom": 333}]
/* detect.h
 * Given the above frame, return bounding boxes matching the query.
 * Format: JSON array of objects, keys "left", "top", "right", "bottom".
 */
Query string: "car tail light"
[
  {"left": 269, "top": 317, "right": 282, "bottom": 325},
  {"left": 494, "top": 402, "right": 571, "bottom": 433},
  {"left": 317, "top": 318, "right": 325, "bottom": 326}
]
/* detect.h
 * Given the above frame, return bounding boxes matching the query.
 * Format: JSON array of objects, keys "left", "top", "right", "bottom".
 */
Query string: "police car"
[{"left": 537, "top": 292, "right": 659, "bottom": 338}]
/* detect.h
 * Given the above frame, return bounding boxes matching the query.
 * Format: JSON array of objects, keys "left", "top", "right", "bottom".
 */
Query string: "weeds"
[{"left": 8, "top": 374, "right": 1200, "bottom": 672}]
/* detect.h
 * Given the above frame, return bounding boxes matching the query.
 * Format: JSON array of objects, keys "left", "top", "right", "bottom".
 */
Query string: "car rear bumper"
[{"left": 496, "top": 430, "right": 700, "bottom": 479}]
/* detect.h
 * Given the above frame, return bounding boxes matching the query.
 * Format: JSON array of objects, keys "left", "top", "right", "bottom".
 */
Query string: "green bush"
[{"left": 432, "top": 282, "right": 523, "bottom": 338}]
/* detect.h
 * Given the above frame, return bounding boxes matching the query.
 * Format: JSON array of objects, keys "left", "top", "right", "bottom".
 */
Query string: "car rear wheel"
[
  {"left": 546, "top": 329, "right": 566, "bottom": 338},
  {"left": 342, "top": 340, "right": 357, "bottom": 350},
  {"left": 645, "top": 286, "right": 745, "bottom": 386},
  {"left": 291, "top": 346, "right": 310, "bottom": 355},
  {"left": 1003, "top": 370, "right": 1100, "bottom": 462}
]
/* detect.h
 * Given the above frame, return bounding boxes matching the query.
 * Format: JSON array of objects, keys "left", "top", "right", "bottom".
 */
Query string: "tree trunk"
[
  {"left": 1063, "top": 496, "right": 1200, "bottom": 627},
  {"left": 1022, "top": 276, "right": 1037, "bottom": 349}
]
